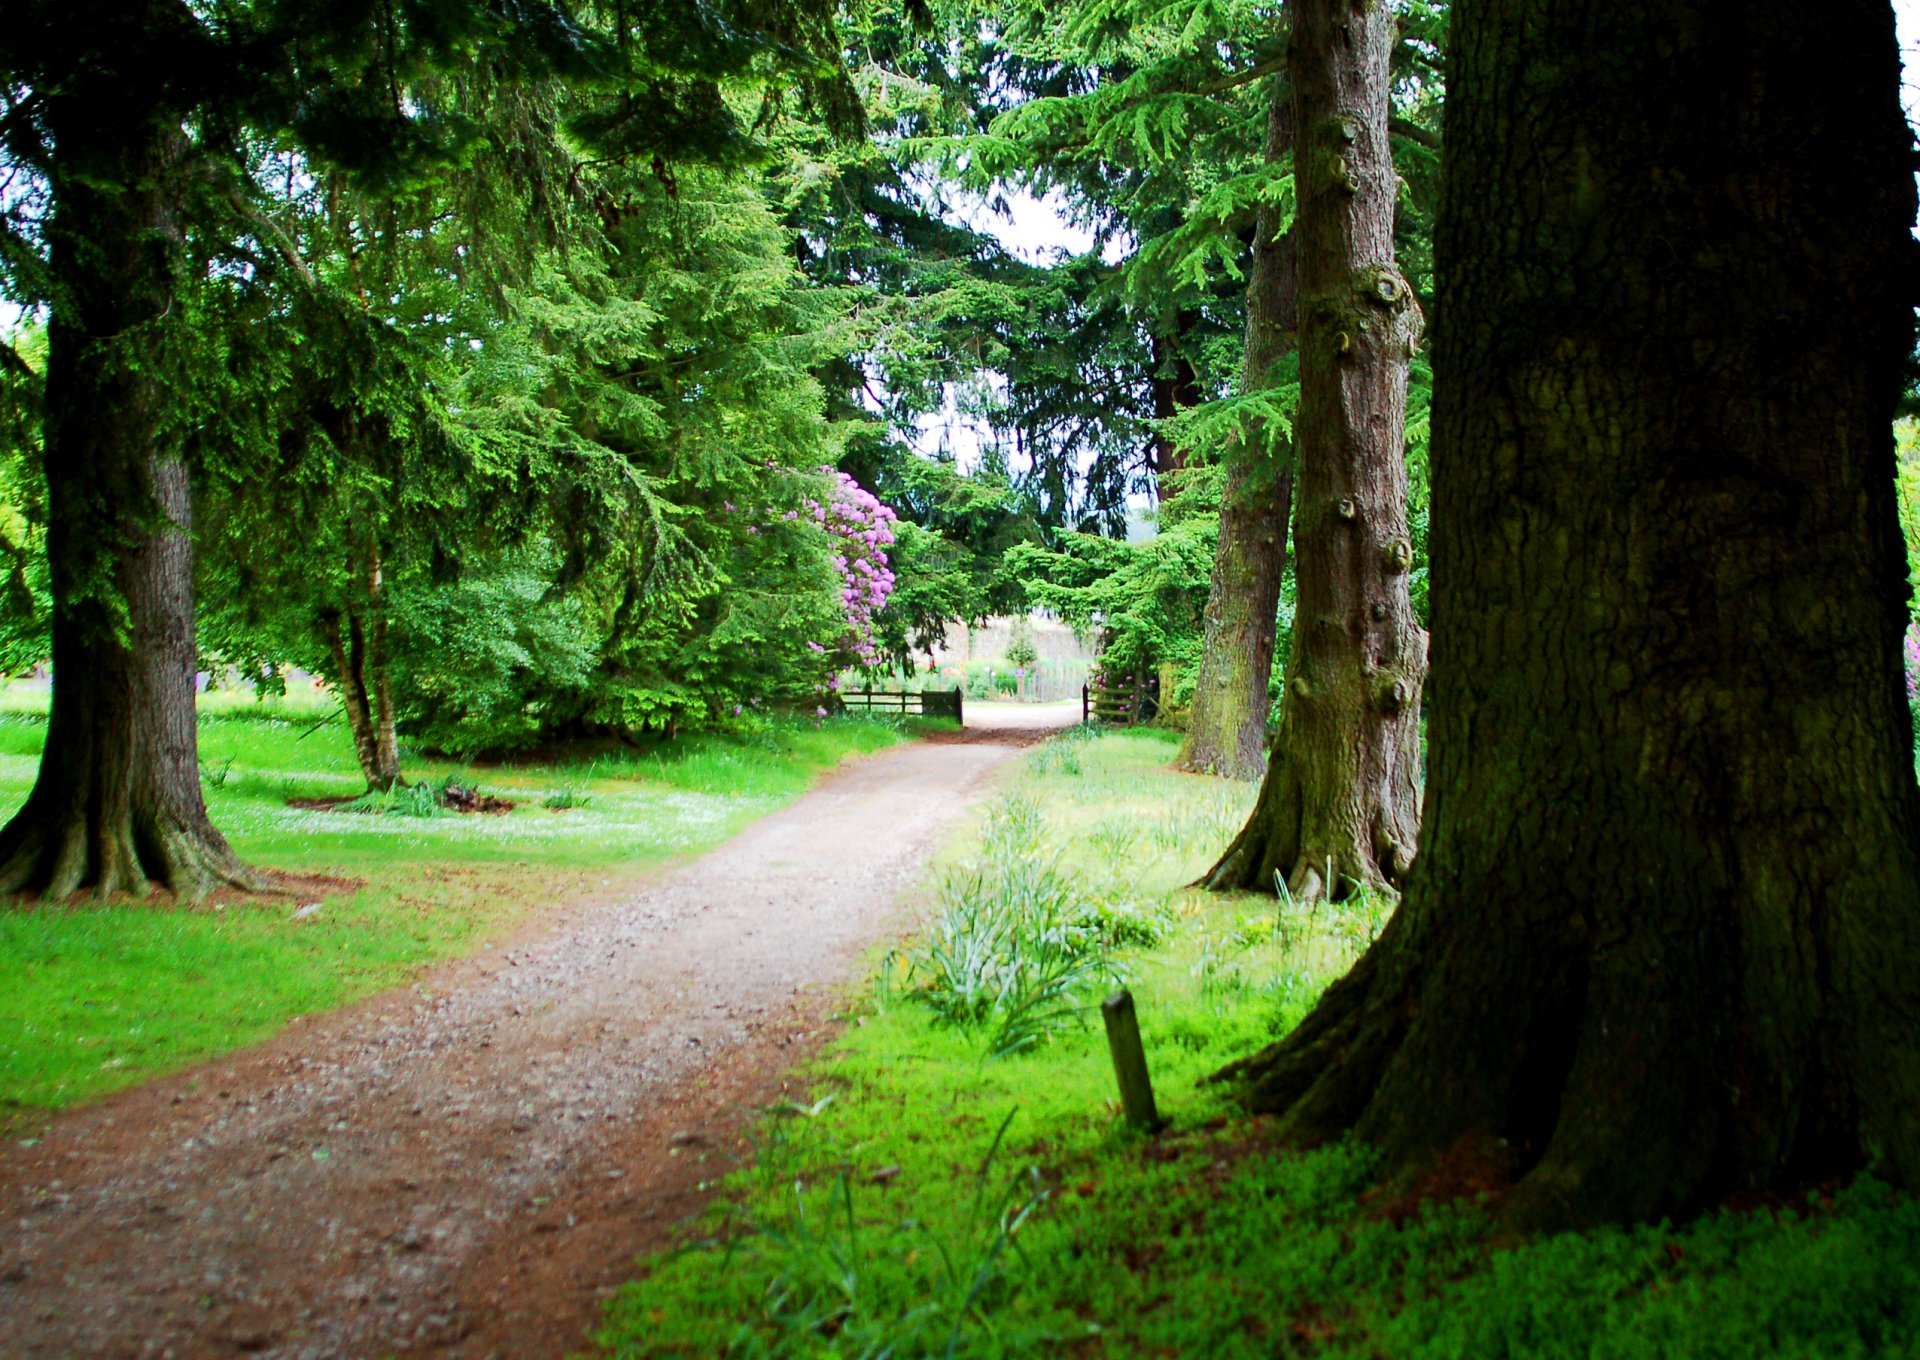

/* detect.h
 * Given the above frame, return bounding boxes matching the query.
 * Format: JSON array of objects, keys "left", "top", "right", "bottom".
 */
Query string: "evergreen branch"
[
  {"left": 1389, "top": 117, "right": 1440, "bottom": 152},
  {"left": 226, "top": 187, "right": 316, "bottom": 289},
  {"left": 1194, "top": 53, "right": 1286, "bottom": 98},
  {"left": 0, "top": 337, "right": 30, "bottom": 381}
]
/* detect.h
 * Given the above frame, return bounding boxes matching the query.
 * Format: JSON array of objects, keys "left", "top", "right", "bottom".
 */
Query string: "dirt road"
[{"left": 0, "top": 707, "right": 1073, "bottom": 1360}]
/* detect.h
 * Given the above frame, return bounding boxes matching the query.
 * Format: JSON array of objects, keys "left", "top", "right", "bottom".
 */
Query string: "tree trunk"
[
  {"left": 0, "top": 86, "right": 259, "bottom": 900},
  {"left": 1217, "top": 0, "right": 1920, "bottom": 1230},
  {"left": 1204, "top": 0, "right": 1423, "bottom": 885},
  {"left": 1148, "top": 319, "right": 1203, "bottom": 501},
  {"left": 1176, "top": 88, "right": 1298, "bottom": 781},
  {"left": 321, "top": 542, "right": 404, "bottom": 792}
]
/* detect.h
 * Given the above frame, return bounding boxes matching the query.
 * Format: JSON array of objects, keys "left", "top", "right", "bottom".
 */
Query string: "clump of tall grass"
[
  {"left": 618, "top": 1105, "right": 1046, "bottom": 1359},
  {"left": 542, "top": 783, "right": 593, "bottom": 810},
  {"left": 1026, "top": 724, "right": 1098, "bottom": 777},
  {"left": 886, "top": 796, "right": 1117, "bottom": 1057},
  {"left": 341, "top": 778, "right": 449, "bottom": 818}
]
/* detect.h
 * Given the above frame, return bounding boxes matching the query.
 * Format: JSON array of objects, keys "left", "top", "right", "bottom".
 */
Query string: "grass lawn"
[
  {"left": 0, "top": 680, "right": 941, "bottom": 1130},
  {"left": 597, "top": 727, "right": 1920, "bottom": 1359}
]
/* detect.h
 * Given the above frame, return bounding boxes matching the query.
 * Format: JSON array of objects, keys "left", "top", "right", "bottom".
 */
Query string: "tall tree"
[
  {"left": 1176, "top": 86, "right": 1296, "bottom": 780},
  {"left": 0, "top": 2, "right": 262, "bottom": 897},
  {"left": 1205, "top": 0, "right": 1423, "bottom": 891},
  {"left": 0, "top": 0, "right": 850, "bottom": 896},
  {"left": 1217, "top": 0, "right": 1920, "bottom": 1229}
]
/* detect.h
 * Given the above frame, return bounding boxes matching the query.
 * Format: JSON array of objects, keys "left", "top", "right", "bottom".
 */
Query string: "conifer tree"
[
  {"left": 0, "top": 0, "right": 847, "bottom": 896},
  {"left": 1204, "top": 0, "right": 1423, "bottom": 894},
  {"left": 1219, "top": 0, "right": 1920, "bottom": 1228},
  {"left": 1177, "top": 83, "right": 1296, "bottom": 779}
]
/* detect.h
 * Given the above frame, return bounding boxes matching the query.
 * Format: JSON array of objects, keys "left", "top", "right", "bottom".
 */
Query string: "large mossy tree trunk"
[
  {"left": 0, "top": 71, "right": 259, "bottom": 901},
  {"left": 1176, "top": 90, "right": 1298, "bottom": 782},
  {"left": 1204, "top": 1, "right": 1423, "bottom": 886},
  {"left": 1217, "top": 0, "right": 1920, "bottom": 1230}
]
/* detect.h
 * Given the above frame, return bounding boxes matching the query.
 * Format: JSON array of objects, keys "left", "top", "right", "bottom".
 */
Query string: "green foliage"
[
  {"left": 1002, "top": 616, "right": 1040, "bottom": 670},
  {"left": 0, "top": 322, "right": 48, "bottom": 673},
  {"left": 1008, "top": 509, "right": 1219, "bottom": 679},
  {"left": 386, "top": 549, "right": 597, "bottom": 755},
  {"left": 1897, "top": 420, "right": 1920, "bottom": 616},
  {"left": 338, "top": 776, "right": 460, "bottom": 818}
]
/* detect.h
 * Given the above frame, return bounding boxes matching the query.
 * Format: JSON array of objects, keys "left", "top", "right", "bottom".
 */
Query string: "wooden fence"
[
  {"left": 1082, "top": 670, "right": 1160, "bottom": 726},
  {"left": 840, "top": 688, "right": 964, "bottom": 721}
]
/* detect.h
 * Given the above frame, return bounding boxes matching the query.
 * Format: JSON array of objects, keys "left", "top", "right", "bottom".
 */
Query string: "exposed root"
[
  {"left": 1200, "top": 761, "right": 1395, "bottom": 908},
  {"left": 1173, "top": 738, "right": 1268, "bottom": 783},
  {"left": 151, "top": 818, "right": 272, "bottom": 900},
  {"left": 1212, "top": 941, "right": 1391, "bottom": 1139},
  {"left": 0, "top": 805, "right": 267, "bottom": 904}
]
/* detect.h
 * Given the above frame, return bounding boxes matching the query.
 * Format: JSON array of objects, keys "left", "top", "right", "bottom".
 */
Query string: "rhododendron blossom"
[{"left": 807, "top": 467, "right": 896, "bottom": 668}]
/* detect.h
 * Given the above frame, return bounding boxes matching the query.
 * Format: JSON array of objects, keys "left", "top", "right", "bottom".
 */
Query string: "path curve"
[{"left": 0, "top": 710, "right": 1072, "bottom": 1359}]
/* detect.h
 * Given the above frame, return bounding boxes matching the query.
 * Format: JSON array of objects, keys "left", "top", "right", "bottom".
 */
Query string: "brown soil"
[{"left": 0, "top": 708, "right": 1073, "bottom": 1359}]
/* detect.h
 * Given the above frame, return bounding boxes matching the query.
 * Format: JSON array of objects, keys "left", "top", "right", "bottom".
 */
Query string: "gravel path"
[{"left": 0, "top": 709, "right": 1072, "bottom": 1359}]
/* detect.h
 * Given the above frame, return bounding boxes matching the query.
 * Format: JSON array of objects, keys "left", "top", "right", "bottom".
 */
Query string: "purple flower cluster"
[
  {"left": 1905, "top": 623, "right": 1920, "bottom": 701},
  {"left": 807, "top": 467, "right": 897, "bottom": 667}
]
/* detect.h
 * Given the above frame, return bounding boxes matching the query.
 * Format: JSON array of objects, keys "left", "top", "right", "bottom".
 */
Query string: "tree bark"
[
  {"left": 1176, "top": 88, "right": 1298, "bottom": 781},
  {"left": 1217, "top": 0, "right": 1920, "bottom": 1230},
  {"left": 321, "top": 540, "right": 404, "bottom": 792},
  {"left": 1148, "top": 319, "right": 1203, "bottom": 501},
  {"left": 1204, "top": 0, "right": 1423, "bottom": 883},
  {"left": 0, "top": 66, "right": 259, "bottom": 900}
]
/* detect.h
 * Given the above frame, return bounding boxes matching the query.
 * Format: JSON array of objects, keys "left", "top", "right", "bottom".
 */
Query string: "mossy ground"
[
  {"left": 597, "top": 728, "right": 1920, "bottom": 1359},
  {"left": 0, "top": 681, "right": 936, "bottom": 1128}
]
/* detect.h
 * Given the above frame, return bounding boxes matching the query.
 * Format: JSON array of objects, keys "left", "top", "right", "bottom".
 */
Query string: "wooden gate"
[
  {"left": 1082, "top": 669, "right": 1159, "bottom": 726},
  {"left": 839, "top": 688, "right": 964, "bottom": 721}
]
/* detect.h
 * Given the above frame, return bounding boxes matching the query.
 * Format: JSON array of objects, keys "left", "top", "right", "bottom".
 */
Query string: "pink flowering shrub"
[{"left": 806, "top": 467, "right": 896, "bottom": 669}]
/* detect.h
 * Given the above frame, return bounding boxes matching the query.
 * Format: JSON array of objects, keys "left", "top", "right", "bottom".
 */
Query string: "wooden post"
[
  {"left": 1082, "top": 683, "right": 1090, "bottom": 724},
  {"left": 1102, "top": 989, "right": 1162, "bottom": 1132}
]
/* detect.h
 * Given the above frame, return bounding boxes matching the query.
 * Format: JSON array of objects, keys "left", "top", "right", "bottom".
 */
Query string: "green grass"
[
  {"left": 0, "top": 683, "right": 943, "bottom": 1127},
  {"left": 595, "top": 728, "right": 1920, "bottom": 1359}
]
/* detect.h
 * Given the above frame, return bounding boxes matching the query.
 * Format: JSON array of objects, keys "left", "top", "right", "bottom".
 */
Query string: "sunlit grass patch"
[
  {"left": 596, "top": 727, "right": 1920, "bottom": 1360},
  {"left": 0, "top": 700, "right": 925, "bottom": 1125},
  {"left": 0, "top": 871, "right": 525, "bottom": 1118}
]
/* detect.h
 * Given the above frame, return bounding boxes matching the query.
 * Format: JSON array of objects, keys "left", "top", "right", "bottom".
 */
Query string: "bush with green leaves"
[
  {"left": 385, "top": 548, "right": 597, "bottom": 756},
  {"left": 1007, "top": 505, "right": 1221, "bottom": 702}
]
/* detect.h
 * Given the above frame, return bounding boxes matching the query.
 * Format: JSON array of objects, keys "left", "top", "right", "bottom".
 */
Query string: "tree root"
[
  {"left": 0, "top": 804, "right": 267, "bottom": 903},
  {"left": 1200, "top": 759, "right": 1398, "bottom": 906}
]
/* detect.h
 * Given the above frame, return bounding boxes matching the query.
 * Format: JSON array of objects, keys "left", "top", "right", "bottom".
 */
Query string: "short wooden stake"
[{"left": 1102, "top": 989, "right": 1162, "bottom": 1132}]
